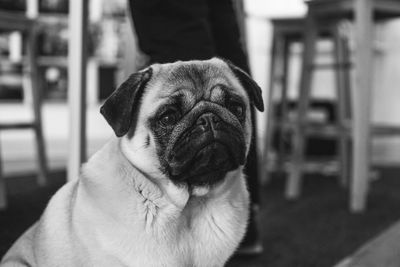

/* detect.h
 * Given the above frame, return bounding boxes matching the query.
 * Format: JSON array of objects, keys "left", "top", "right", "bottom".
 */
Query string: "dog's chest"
[
  {"left": 123, "top": 198, "right": 246, "bottom": 267},
  {"left": 151, "top": 198, "right": 246, "bottom": 267},
  {"left": 186, "top": 206, "right": 241, "bottom": 266}
]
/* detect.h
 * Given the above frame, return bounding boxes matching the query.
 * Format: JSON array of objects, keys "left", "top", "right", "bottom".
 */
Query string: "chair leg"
[
  {"left": 285, "top": 13, "right": 317, "bottom": 199},
  {"left": 26, "top": 26, "right": 47, "bottom": 186},
  {"left": 0, "top": 140, "right": 7, "bottom": 209}
]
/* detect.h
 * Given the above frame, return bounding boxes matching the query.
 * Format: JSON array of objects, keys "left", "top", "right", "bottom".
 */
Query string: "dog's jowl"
[{"left": 1, "top": 58, "right": 264, "bottom": 267}]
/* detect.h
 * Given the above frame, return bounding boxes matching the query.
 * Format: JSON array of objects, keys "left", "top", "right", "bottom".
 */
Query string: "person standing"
[{"left": 128, "top": 0, "right": 263, "bottom": 254}]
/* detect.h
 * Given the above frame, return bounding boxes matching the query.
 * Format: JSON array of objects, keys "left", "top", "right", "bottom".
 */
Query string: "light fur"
[
  {"left": 1, "top": 58, "right": 253, "bottom": 267},
  {"left": 1, "top": 138, "right": 249, "bottom": 267}
]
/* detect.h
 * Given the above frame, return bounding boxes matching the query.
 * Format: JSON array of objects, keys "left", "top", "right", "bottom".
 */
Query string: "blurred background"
[{"left": 1, "top": 0, "right": 400, "bottom": 266}]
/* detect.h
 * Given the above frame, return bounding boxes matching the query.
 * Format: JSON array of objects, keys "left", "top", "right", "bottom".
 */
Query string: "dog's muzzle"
[{"left": 167, "top": 111, "right": 246, "bottom": 187}]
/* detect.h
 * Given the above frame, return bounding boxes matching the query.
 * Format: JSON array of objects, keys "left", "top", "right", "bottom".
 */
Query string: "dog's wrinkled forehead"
[
  {"left": 149, "top": 59, "right": 248, "bottom": 106},
  {"left": 100, "top": 57, "right": 263, "bottom": 137}
]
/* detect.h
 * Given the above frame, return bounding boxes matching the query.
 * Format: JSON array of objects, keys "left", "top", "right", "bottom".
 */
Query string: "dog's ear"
[
  {"left": 225, "top": 61, "right": 264, "bottom": 112},
  {"left": 100, "top": 68, "right": 153, "bottom": 137}
]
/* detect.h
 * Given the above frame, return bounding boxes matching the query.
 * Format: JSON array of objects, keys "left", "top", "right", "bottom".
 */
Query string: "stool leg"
[
  {"left": 285, "top": 14, "right": 317, "bottom": 199},
  {"left": 350, "top": 0, "right": 373, "bottom": 212},
  {"left": 333, "top": 24, "right": 352, "bottom": 187},
  {"left": 342, "top": 33, "right": 353, "bottom": 187},
  {"left": 0, "top": 139, "right": 7, "bottom": 209},
  {"left": 261, "top": 30, "right": 279, "bottom": 184},
  {"left": 262, "top": 30, "right": 289, "bottom": 184},
  {"left": 277, "top": 38, "right": 291, "bottom": 168},
  {"left": 26, "top": 27, "right": 47, "bottom": 186}
]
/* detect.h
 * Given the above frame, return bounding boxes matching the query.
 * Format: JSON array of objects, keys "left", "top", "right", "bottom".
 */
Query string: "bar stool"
[
  {"left": 264, "top": 18, "right": 304, "bottom": 177},
  {"left": 264, "top": 17, "right": 351, "bottom": 190},
  {"left": 0, "top": 11, "right": 48, "bottom": 209},
  {"left": 288, "top": 0, "right": 400, "bottom": 213}
]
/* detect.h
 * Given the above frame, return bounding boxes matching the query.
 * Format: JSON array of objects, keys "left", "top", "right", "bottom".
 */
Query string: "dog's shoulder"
[{"left": 1, "top": 181, "right": 79, "bottom": 266}]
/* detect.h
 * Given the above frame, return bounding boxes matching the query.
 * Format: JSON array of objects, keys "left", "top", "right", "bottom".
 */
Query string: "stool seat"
[
  {"left": 270, "top": 17, "right": 335, "bottom": 40},
  {"left": 270, "top": 18, "right": 305, "bottom": 39},
  {"left": 307, "top": 0, "right": 400, "bottom": 20}
]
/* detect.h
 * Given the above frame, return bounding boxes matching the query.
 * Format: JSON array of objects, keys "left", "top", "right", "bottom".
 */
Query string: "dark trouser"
[{"left": 129, "top": 0, "right": 260, "bottom": 211}]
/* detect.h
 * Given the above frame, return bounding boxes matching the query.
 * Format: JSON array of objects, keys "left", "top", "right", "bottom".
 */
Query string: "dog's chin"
[
  {"left": 188, "top": 171, "right": 227, "bottom": 197},
  {"left": 175, "top": 165, "right": 235, "bottom": 198},
  {"left": 191, "top": 185, "right": 211, "bottom": 197}
]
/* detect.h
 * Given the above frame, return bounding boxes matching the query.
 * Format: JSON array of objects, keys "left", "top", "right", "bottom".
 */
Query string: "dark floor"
[{"left": 1, "top": 168, "right": 400, "bottom": 267}]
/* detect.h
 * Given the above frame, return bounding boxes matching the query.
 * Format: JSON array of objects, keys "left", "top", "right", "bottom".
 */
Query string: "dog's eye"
[
  {"left": 231, "top": 104, "right": 244, "bottom": 117},
  {"left": 226, "top": 96, "right": 245, "bottom": 118},
  {"left": 159, "top": 109, "right": 180, "bottom": 126},
  {"left": 228, "top": 100, "right": 245, "bottom": 118}
]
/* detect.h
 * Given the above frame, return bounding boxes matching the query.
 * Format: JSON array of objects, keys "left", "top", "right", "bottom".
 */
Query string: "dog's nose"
[{"left": 196, "top": 113, "right": 221, "bottom": 131}]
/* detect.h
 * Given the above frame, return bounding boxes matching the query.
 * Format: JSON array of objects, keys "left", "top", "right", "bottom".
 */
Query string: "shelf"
[
  {"left": 0, "top": 122, "right": 35, "bottom": 130},
  {"left": 35, "top": 56, "right": 118, "bottom": 68},
  {"left": 37, "top": 13, "right": 68, "bottom": 24},
  {"left": 37, "top": 56, "right": 68, "bottom": 67},
  {"left": 0, "top": 11, "right": 35, "bottom": 32},
  {"left": 0, "top": 74, "right": 23, "bottom": 87},
  {"left": 0, "top": 56, "right": 118, "bottom": 68}
]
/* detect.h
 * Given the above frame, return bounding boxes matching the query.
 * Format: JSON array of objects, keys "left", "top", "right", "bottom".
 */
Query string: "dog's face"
[{"left": 100, "top": 58, "right": 263, "bottom": 192}]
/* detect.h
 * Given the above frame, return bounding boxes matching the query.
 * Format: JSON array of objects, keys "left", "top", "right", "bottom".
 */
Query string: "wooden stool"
[
  {"left": 0, "top": 11, "right": 48, "bottom": 209},
  {"left": 264, "top": 17, "right": 351, "bottom": 190},
  {"left": 264, "top": 18, "right": 304, "bottom": 179},
  {"left": 288, "top": 0, "right": 400, "bottom": 213}
]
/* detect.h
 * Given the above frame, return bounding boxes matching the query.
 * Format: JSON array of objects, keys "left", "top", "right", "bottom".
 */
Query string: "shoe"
[
  {"left": 236, "top": 205, "right": 263, "bottom": 256},
  {"left": 236, "top": 238, "right": 263, "bottom": 256}
]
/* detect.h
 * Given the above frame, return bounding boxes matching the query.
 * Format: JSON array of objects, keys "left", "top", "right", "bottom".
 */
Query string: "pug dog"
[{"left": 1, "top": 58, "right": 264, "bottom": 267}]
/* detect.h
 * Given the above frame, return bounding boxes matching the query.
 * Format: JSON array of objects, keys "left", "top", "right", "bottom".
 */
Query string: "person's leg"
[
  {"left": 246, "top": 109, "right": 261, "bottom": 205},
  {"left": 207, "top": 0, "right": 263, "bottom": 254},
  {"left": 240, "top": 108, "right": 263, "bottom": 254},
  {"left": 128, "top": 0, "right": 215, "bottom": 64},
  {"left": 206, "top": 0, "right": 249, "bottom": 72},
  {"left": 129, "top": 0, "right": 262, "bottom": 254}
]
